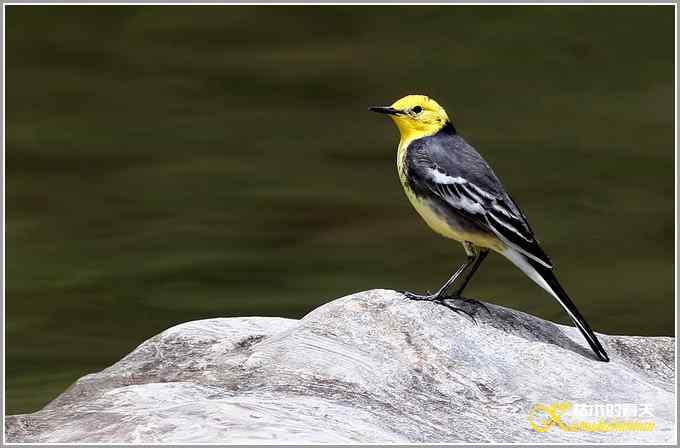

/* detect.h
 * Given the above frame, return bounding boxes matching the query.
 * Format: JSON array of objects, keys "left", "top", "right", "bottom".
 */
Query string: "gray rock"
[{"left": 5, "top": 289, "right": 675, "bottom": 443}]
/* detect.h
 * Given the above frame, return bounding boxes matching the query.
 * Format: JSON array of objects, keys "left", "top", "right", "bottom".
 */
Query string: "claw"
[
  {"left": 434, "top": 298, "right": 478, "bottom": 325},
  {"left": 402, "top": 291, "right": 441, "bottom": 302},
  {"left": 441, "top": 293, "right": 492, "bottom": 317},
  {"left": 402, "top": 291, "right": 478, "bottom": 325},
  {"left": 457, "top": 297, "right": 492, "bottom": 316},
  {"left": 401, "top": 291, "right": 491, "bottom": 325}
]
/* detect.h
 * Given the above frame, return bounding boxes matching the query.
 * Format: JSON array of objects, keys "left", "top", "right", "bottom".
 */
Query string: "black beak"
[{"left": 369, "top": 106, "right": 401, "bottom": 115}]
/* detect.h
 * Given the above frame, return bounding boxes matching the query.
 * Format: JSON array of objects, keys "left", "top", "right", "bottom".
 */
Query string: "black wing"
[{"left": 407, "top": 132, "right": 552, "bottom": 268}]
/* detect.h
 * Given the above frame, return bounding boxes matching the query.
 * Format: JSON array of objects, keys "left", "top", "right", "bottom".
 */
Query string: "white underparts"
[{"left": 500, "top": 247, "right": 554, "bottom": 296}]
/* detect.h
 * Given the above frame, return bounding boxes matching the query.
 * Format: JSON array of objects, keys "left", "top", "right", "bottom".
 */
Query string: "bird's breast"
[{"left": 397, "top": 142, "right": 455, "bottom": 237}]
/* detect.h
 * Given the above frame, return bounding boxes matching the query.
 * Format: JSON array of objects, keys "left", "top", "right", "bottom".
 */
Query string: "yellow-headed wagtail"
[{"left": 370, "top": 94, "right": 609, "bottom": 362}]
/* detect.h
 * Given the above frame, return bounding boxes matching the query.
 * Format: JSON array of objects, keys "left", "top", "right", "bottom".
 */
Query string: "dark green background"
[{"left": 5, "top": 6, "right": 675, "bottom": 414}]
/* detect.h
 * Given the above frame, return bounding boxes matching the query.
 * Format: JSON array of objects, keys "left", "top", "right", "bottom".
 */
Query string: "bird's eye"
[{"left": 412, "top": 106, "right": 423, "bottom": 114}]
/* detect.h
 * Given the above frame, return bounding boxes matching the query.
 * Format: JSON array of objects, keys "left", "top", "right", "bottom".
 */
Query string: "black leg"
[
  {"left": 402, "top": 255, "right": 476, "bottom": 302},
  {"left": 451, "top": 249, "right": 489, "bottom": 297},
  {"left": 401, "top": 244, "right": 491, "bottom": 322},
  {"left": 447, "top": 248, "right": 491, "bottom": 316}
]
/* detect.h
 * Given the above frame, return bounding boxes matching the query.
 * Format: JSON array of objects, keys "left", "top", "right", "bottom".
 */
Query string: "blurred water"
[{"left": 5, "top": 5, "right": 675, "bottom": 413}]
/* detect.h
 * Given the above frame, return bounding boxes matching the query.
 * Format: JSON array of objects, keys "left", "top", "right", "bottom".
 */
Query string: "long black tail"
[{"left": 524, "top": 256, "right": 609, "bottom": 362}]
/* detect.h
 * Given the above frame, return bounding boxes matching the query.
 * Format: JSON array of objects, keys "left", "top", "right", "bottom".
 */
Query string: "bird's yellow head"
[{"left": 370, "top": 95, "right": 450, "bottom": 143}]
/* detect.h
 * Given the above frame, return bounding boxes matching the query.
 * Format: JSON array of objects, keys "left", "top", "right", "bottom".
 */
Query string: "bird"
[{"left": 369, "top": 94, "right": 609, "bottom": 362}]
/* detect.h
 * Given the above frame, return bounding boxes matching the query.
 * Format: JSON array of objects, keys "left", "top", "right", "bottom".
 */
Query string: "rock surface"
[{"left": 5, "top": 289, "right": 675, "bottom": 443}]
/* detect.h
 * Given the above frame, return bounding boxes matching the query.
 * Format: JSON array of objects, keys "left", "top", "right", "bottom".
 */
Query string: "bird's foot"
[
  {"left": 448, "top": 295, "right": 492, "bottom": 316},
  {"left": 401, "top": 290, "right": 478, "bottom": 324},
  {"left": 401, "top": 290, "right": 441, "bottom": 302}
]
